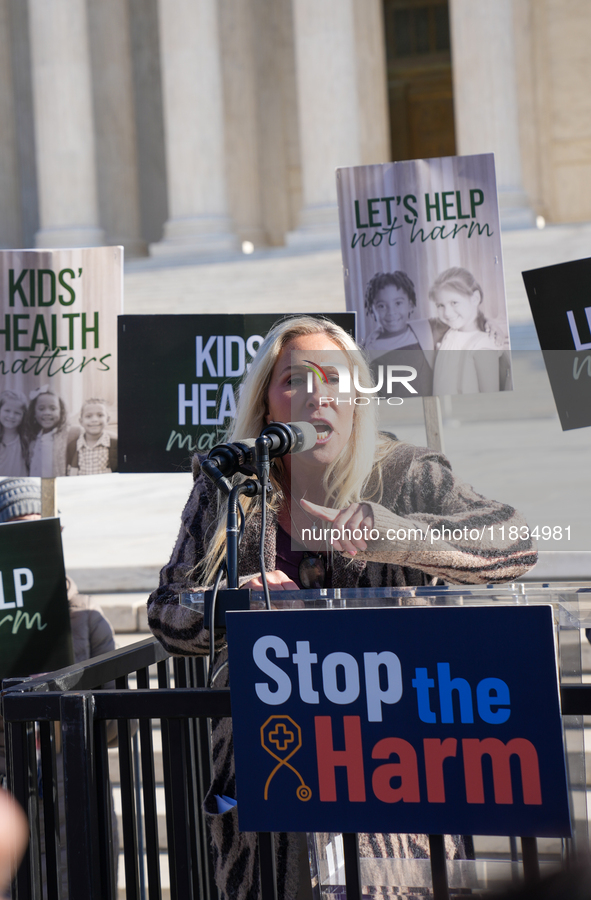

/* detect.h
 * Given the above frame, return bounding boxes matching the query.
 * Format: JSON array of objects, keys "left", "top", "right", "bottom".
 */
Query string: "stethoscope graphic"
[{"left": 261, "top": 715, "right": 312, "bottom": 801}]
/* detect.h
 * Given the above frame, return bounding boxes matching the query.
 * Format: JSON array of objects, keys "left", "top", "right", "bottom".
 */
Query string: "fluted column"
[
  {"left": 29, "top": 0, "right": 104, "bottom": 248},
  {"left": 87, "top": 0, "right": 146, "bottom": 256},
  {"left": 449, "top": 0, "right": 535, "bottom": 230},
  {"left": 288, "top": 0, "right": 389, "bottom": 247},
  {"left": 0, "top": 0, "right": 22, "bottom": 247},
  {"left": 151, "top": 0, "right": 237, "bottom": 257}
]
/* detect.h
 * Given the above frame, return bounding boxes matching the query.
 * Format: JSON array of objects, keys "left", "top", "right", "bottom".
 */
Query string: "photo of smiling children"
[
  {"left": 66, "top": 398, "right": 118, "bottom": 476},
  {"left": 363, "top": 271, "right": 435, "bottom": 396},
  {"left": 430, "top": 267, "right": 510, "bottom": 395},
  {"left": 0, "top": 390, "right": 29, "bottom": 475},
  {"left": 27, "top": 387, "right": 73, "bottom": 477}
]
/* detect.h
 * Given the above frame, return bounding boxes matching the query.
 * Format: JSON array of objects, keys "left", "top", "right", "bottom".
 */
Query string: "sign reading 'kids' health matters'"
[
  {"left": 227, "top": 605, "right": 570, "bottom": 837},
  {"left": 523, "top": 256, "right": 591, "bottom": 430},
  {"left": 0, "top": 247, "right": 122, "bottom": 477}
]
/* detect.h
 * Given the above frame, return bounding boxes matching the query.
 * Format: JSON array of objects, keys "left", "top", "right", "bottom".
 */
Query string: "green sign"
[
  {"left": 0, "top": 517, "right": 73, "bottom": 680},
  {"left": 117, "top": 313, "right": 356, "bottom": 473}
]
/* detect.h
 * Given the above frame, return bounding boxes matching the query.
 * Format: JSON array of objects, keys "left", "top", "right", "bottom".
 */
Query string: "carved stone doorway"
[{"left": 383, "top": 0, "right": 456, "bottom": 161}]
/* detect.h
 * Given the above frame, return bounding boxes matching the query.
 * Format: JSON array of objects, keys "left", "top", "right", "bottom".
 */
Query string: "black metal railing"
[{"left": 2, "top": 638, "right": 588, "bottom": 900}]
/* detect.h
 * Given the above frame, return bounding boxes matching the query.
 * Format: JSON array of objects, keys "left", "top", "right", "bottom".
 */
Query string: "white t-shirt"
[
  {"left": 0, "top": 436, "right": 28, "bottom": 476},
  {"left": 29, "top": 430, "right": 55, "bottom": 477},
  {"left": 433, "top": 328, "right": 500, "bottom": 395}
]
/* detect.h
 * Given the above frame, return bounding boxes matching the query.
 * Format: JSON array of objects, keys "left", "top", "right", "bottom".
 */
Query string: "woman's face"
[
  {"left": 0, "top": 400, "right": 24, "bottom": 431},
  {"left": 373, "top": 285, "right": 413, "bottom": 336},
  {"left": 265, "top": 333, "right": 355, "bottom": 472},
  {"left": 35, "top": 394, "right": 61, "bottom": 431},
  {"left": 434, "top": 287, "right": 481, "bottom": 332}
]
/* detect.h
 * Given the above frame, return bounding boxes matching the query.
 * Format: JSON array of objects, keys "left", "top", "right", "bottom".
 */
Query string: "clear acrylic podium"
[{"left": 181, "top": 582, "right": 591, "bottom": 896}]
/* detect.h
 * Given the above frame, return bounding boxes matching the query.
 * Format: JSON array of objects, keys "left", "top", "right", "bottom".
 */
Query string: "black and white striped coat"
[{"left": 147, "top": 442, "right": 537, "bottom": 900}]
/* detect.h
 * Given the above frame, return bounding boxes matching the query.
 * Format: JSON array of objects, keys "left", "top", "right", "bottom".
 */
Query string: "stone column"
[
  {"left": 219, "top": 0, "right": 265, "bottom": 247},
  {"left": 28, "top": 0, "right": 104, "bottom": 248},
  {"left": 288, "top": 0, "right": 389, "bottom": 247},
  {"left": 151, "top": 0, "right": 237, "bottom": 257},
  {"left": 87, "top": 0, "right": 146, "bottom": 256},
  {"left": 0, "top": 0, "right": 22, "bottom": 247},
  {"left": 449, "top": 0, "right": 535, "bottom": 229}
]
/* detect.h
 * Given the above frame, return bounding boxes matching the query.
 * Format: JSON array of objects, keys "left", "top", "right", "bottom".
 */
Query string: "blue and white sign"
[{"left": 226, "top": 605, "right": 571, "bottom": 837}]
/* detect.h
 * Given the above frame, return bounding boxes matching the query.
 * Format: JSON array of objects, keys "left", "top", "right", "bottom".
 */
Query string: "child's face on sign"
[
  {"left": 81, "top": 403, "right": 108, "bottom": 436},
  {"left": 0, "top": 400, "right": 24, "bottom": 431},
  {"left": 35, "top": 395, "right": 61, "bottom": 431},
  {"left": 434, "top": 288, "right": 481, "bottom": 332},
  {"left": 373, "top": 286, "right": 414, "bottom": 336}
]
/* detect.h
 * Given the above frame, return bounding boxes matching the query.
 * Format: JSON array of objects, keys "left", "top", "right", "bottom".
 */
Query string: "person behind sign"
[
  {"left": 0, "top": 390, "right": 29, "bottom": 477},
  {"left": 430, "top": 267, "right": 504, "bottom": 395},
  {"left": 363, "top": 271, "right": 434, "bottom": 396},
  {"left": 148, "top": 316, "right": 537, "bottom": 900},
  {"left": 66, "top": 398, "right": 118, "bottom": 475},
  {"left": 26, "top": 387, "right": 72, "bottom": 477}
]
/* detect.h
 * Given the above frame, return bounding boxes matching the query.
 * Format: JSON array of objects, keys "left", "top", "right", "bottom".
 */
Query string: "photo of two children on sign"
[
  {"left": 362, "top": 266, "right": 512, "bottom": 398},
  {"left": 0, "top": 386, "right": 117, "bottom": 477}
]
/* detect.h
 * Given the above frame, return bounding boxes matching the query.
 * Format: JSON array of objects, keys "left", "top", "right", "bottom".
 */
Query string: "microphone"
[
  {"left": 202, "top": 439, "right": 257, "bottom": 495},
  {"left": 207, "top": 438, "right": 257, "bottom": 476},
  {"left": 203, "top": 423, "right": 317, "bottom": 494},
  {"left": 255, "top": 421, "right": 317, "bottom": 483},
  {"left": 260, "top": 421, "right": 318, "bottom": 457}
]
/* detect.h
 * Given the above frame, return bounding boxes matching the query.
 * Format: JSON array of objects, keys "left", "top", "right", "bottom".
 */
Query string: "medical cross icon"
[
  {"left": 268, "top": 722, "right": 295, "bottom": 752},
  {"left": 260, "top": 715, "right": 312, "bottom": 802}
]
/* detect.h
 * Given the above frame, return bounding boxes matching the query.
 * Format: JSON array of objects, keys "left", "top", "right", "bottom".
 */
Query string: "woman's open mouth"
[{"left": 313, "top": 422, "right": 333, "bottom": 443}]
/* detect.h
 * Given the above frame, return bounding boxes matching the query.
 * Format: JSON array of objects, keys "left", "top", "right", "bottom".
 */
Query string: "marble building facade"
[{"left": 0, "top": 0, "right": 589, "bottom": 256}]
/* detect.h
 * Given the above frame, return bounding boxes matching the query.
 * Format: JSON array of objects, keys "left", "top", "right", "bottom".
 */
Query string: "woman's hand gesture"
[{"left": 300, "top": 499, "right": 374, "bottom": 556}]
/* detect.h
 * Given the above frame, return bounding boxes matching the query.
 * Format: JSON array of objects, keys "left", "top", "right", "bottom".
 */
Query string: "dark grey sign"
[{"left": 523, "top": 257, "right": 591, "bottom": 430}]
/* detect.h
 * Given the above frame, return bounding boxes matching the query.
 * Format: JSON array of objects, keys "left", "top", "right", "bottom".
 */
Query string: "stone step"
[{"left": 90, "top": 596, "right": 152, "bottom": 635}]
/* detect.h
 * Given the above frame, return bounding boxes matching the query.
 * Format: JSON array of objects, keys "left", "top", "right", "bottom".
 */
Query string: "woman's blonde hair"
[{"left": 199, "top": 315, "right": 392, "bottom": 583}]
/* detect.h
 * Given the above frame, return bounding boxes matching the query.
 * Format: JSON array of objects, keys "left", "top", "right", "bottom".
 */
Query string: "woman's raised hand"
[
  {"left": 241, "top": 570, "right": 299, "bottom": 591},
  {"left": 300, "top": 499, "right": 374, "bottom": 556}
]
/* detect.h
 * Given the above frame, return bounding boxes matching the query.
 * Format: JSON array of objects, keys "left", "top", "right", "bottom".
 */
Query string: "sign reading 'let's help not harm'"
[{"left": 227, "top": 605, "right": 570, "bottom": 837}]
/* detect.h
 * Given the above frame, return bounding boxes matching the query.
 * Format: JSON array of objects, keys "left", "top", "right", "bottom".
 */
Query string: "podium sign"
[{"left": 227, "top": 605, "right": 570, "bottom": 837}]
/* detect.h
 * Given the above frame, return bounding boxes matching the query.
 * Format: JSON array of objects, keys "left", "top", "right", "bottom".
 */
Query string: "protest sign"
[
  {"left": 337, "top": 154, "right": 512, "bottom": 403},
  {"left": 0, "top": 517, "right": 72, "bottom": 680},
  {"left": 227, "top": 605, "right": 570, "bottom": 837},
  {"left": 523, "top": 257, "right": 591, "bottom": 430},
  {"left": 117, "top": 313, "right": 355, "bottom": 473},
  {"left": 0, "top": 247, "right": 122, "bottom": 477}
]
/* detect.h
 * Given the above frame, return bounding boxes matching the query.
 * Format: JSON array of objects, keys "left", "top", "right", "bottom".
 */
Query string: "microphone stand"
[
  {"left": 204, "top": 440, "right": 274, "bottom": 646},
  {"left": 226, "top": 479, "right": 261, "bottom": 589}
]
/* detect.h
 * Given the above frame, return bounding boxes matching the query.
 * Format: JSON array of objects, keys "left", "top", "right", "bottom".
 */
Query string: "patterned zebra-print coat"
[{"left": 147, "top": 442, "right": 537, "bottom": 900}]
